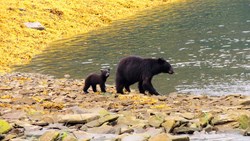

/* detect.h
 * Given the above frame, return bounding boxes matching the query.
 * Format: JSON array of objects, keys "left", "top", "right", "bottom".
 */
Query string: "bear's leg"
[
  {"left": 100, "top": 83, "right": 106, "bottom": 92},
  {"left": 125, "top": 85, "right": 131, "bottom": 92},
  {"left": 92, "top": 85, "right": 97, "bottom": 92},
  {"left": 116, "top": 76, "right": 124, "bottom": 94},
  {"left": 138, "top": 81, "right": 145, "bottom": 94},
  {"left": 83, "top": 83, "right": 90, "bottom": 93},
  {"left": 142, "top": 78, "right": 160, "bottom": 95}
]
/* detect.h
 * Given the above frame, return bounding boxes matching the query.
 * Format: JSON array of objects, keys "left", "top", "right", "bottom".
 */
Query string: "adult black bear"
[
  {"left": 83, "top": 69, "right": 110, "bottom": 93},
  {"left": 116, "top": 56, "right": 174, "bottom": 95}
]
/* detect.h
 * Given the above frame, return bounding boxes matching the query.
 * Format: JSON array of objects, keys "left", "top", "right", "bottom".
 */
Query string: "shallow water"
[{"left": 16, "top": 0, "right": 250, "bottom": 95}]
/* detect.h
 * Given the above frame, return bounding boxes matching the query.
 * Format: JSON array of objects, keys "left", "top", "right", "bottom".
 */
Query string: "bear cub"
[
  {"left": 83, "top": 69, "right": 110, "bottom": 93},
  {"left": 116, "top": 56, "right": 174, "bottom": 95}
]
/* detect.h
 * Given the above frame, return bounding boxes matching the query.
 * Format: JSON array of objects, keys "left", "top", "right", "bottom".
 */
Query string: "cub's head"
[
  {"left": 157, "top": 58, "right": 174, "bottom": 74},
  {"left": 100, "top": 68, "right": 110, "bottom": 78}
]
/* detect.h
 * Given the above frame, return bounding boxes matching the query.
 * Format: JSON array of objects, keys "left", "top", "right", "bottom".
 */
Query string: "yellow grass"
[{"left": 0, "top": 0, "right": 185, "bottom": 73}]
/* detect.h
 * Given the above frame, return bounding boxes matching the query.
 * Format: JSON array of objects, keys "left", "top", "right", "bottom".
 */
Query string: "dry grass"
[{"left": 0, "top": 0, "right": 184, "bottom": 73}]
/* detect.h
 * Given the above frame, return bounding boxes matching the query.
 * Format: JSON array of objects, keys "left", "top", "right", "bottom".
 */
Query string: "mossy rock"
[
  {"left": 238, "top": 115, "right": 250, "bottom": 129},
  {"left": 0, "top": 119, "right": 12, "bottom": 134}
]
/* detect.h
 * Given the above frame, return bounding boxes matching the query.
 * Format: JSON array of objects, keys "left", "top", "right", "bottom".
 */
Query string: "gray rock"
[{"left": 24, "top": 22, "right": 45, "bottom": 30}]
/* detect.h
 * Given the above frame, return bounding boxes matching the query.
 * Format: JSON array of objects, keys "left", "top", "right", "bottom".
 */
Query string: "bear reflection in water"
[{"left": 115, "top": 56, "right": 174, "bottom": 95}]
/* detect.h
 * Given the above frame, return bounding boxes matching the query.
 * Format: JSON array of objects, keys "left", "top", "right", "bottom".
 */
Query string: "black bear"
[
  {"left": 116, "top": 56, "right": 174, "bottom": 95},
  {"left": 83, "top": 69, "right": 110, "bottom": 93}
]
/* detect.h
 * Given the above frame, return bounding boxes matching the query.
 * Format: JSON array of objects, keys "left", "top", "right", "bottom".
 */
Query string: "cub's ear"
[{"left": 158, "top": 58, "right": 166, "bottom": 64}]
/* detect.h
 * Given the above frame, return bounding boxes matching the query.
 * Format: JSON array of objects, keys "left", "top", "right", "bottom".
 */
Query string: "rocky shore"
[{"left": 0, "top": 72, "right": 250, "bottom": 141}]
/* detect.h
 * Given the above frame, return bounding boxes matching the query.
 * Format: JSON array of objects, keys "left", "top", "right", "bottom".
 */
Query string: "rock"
[
  {"left": 121, "top": 134, "right": 149, "bottom": 141},
  {"left": 0, "top": 119, "right": 12, "bottom": 134},
  {"left": 181, "top": 113, "right": 195, "bottom": 120},
  {"left": 31, "top": 120, "right": 49, "bottom": 126},
  {"left": 173, "top": 127, "right": 199, "bottom": 134},
  {"left": 87, "top": 124, "right": 116, "bottom": 134},
  {"left": 4, "top": 133, "right": 17, "bottom": 141},
  {"left": 85, "top": 119, "right": 101, "bottom": 128},
  {"left": 15, "top": 121, "right": 42, "bottom": 132},
  {"left": 211, "top": 114, "right": 236, "bottom": 125},
  {"left": 118, "top": 115, "right": 144, "bottom": 126},
  {"left": 58, "top": 114, "right": 100, "bottom": 124},
  {"left": 148, "top": 133, "right": 169, "bottom": 141},
  {"left": 170, "top": 135, "right": 190, "bottom": 141},
  {"left": 73, "top": 130, "right": 117, "bottom": 141},
  {"left": 199, "top": 113, "right": 213, "bottom": 127},
  {"left": 38, "top": 131, "right": 60, "bottom": 141},
  {"left": 149, "top": 133, "right": 190, "bottom": 141},
  {"left": 143, "top": 128, "right": 163, "bottom": 137},
  {"left": 240, "top": 98, "right": 250, "bottom": 105},
  {"left": 24, "top": 22, "right": 45, "bottom": 30},
  {"left": 25, "top": 129, "right": 49, "bottom": 138},
  {"left": 238, "top": 114, "right": 250, "bottom": 129},
  {"left": 2, "top": 111, "right": 26, "bottom": 120},
  {"left": 98, "top": 114, "right": 119, "bottom": 125},
  {"left": 162, "top": 119, "right": 176, "bottom": 133},
  {"left": 204, "top": 125, "right": 218, "bottom": 133},
  {"left": 243, "top": 127, "right": 250, "bottom": 136},
  {"left": 148, "top": 115, "right": 164, "bottom": 128},
  {"left": 85, "top": 114, "right": 119, "bottom": 128},
  {"left": 61, "top": 133, "right": 77, "bottom": 141}
]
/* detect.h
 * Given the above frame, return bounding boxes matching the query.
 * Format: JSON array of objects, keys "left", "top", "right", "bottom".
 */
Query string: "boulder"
[{"left": 0, "top": 119, "right": 12, "bottom": 134}]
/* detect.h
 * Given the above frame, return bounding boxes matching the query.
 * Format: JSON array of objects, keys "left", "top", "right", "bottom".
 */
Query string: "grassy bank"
[{"left": 0, "top": 0, "right": 185, "bottom": 73}]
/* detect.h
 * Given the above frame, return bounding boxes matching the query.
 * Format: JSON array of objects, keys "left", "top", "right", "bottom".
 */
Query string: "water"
[{"left": 16, "top": 0, "right": 250, "bottom": 96}]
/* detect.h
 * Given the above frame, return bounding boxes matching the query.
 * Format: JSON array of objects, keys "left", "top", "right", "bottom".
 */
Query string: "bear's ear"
[{"left": 158, "top": 58, "right": 166, "bottom": 64}]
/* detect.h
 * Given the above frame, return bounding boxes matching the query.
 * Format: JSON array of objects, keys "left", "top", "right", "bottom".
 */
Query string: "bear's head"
[
  {"left": 158, "top": 58, "right": 174, "bottom": 74},
  {"left": 100, "top": 68, "right": 110, "bottom": 78}
]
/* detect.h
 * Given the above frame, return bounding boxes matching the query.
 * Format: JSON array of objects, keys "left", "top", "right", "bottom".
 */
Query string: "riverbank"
[
  {"left": 0, "top": 72, "right": 250, "bottom": 140},
  {"left": 0, "top": 0, "right": 185, "bottom": 73}
]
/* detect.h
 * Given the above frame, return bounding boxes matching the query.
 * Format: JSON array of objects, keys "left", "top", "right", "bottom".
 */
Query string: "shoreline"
[
  {"left": 0, "top": 72, "right": 250, "bottom": 140},
  {"left": 0, "top": 0, "right": 185, "bottom": 73}
]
